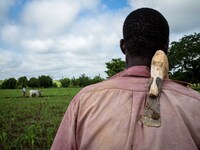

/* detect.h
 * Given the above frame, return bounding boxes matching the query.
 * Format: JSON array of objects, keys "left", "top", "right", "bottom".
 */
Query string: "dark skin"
[{"left": 120, "top": 39, "right": 168, "bottom": 69}]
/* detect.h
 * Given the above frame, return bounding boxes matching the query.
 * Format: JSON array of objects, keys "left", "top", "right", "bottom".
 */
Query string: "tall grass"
[{"left": 0, "top": 88, "right": 81, "bottom": 150}]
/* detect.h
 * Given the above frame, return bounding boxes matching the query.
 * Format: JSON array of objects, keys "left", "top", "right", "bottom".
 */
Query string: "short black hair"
[{"left": 123, "top": 8, "right": 169, "bottom": 58}]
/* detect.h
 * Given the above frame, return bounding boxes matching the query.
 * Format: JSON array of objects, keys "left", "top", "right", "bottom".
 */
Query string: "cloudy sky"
[{"left": 0, "top": 0, "right": 200, "bottom": 80}]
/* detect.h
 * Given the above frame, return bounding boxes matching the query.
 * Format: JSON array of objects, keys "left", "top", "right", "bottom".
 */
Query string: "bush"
[
  {"left": 28, "top": 77, "right": 39, "bottom": 88},
  {"left": 60, "top": 78, "right": 70, "bottom": 88},
  {"left": 38, "top": 75, "right": 53, "bottom": 88},
  {"left": 1, "top": 78, "right": 17, "bottom": 89},
  {"left": 17, "top": 76, "right": 28, "bottom": 88}
]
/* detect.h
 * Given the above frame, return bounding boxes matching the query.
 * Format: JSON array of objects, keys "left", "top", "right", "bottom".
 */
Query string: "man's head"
[{"left": 120, "top": 8, "right": 169, "bottom": 68}]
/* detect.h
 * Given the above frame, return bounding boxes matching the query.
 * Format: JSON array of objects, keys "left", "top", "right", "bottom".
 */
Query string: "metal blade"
[{"left": 141, "top": 96, "right": 161, "bottom": 127}]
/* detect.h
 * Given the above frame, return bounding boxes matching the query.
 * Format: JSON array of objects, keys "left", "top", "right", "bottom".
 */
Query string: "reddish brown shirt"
[{"left": 51, "top": 66, "right": 200, "bottom": 150}]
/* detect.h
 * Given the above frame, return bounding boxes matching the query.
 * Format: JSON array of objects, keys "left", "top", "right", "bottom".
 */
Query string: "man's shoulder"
[
  {"left": 78, "top": 78, "right": 200, "bottom": 100},
  {"left": 163, "top": 79, "right": 200, "bottom": 101},
  {"left": 79, "top": 76, "right": 150, "bottom": 95},
  {"left": 78, "top": 79, "right": 114, "bottom": 94}
]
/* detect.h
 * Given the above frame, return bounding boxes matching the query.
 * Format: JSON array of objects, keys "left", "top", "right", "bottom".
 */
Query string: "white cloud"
[
  {"left": 15, "top": 8, "right": 126, "bottom": 78},
  {"left": 20, "top": 0, "right": 101, "bottom": 36},
  {"left": 57, "top": 36, "right": 93, "bottom": 52},
  {"left": 128, "top": 0, "right": 200, "bottom": 37},
  {"left": 1, "top": 24, "right": 20, "bottom": 44},
  {"left": 0, "top": 49, "right": 21, "bottom": 76},
  {"left": 21, "top": 0, "right": 80, "bottom": 35},
  {"left": 0, "top": 0, "right": 126, "bottom": 79},
  {"left": 0, "top": 49, "right": 14, "bottom": 66},
  {"left": 21, "top": 38, "right": 54, "bottom": 53}
]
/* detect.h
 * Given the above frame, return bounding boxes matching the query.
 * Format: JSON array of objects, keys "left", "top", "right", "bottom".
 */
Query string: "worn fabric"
[{"left": 51, "top": 66, "right": 200, "bottom": 150}]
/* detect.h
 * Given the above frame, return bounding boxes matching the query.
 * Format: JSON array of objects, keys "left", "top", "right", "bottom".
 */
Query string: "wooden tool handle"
[{"left": 149, "top": 50, "right": 169, "bottom": 97}]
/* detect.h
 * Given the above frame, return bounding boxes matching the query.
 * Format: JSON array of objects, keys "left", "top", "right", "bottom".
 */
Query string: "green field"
[
  {"left": 0, "top": 86, "right": 199, "bottom": 150},
  {"left": 191, "top": 86, "right": 200, "bottom": 92},
  {"left": 0, "top": 88, "right": 81, "bottom": 150}
]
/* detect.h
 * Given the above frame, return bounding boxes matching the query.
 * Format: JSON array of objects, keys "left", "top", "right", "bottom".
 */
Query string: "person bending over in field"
[
  {"left": 22, "top": 86, "right": 26, "bottom": 98},
  {"left": 51, "top": 8, "right": 200, "bottom": 150}
]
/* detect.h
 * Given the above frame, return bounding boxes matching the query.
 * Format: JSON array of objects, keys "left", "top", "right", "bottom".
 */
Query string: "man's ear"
[
  {"left": 120, "top": 39, "right": 125, "bottom": 54},
  {"left": 164, "top": 38, "right": 169, "bottom": 54}
]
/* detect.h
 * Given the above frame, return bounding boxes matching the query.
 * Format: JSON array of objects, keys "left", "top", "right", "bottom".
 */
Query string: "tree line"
[
  {"left": 1, "top": 32, "right": 199, "bottom": 89},
  {"left": 1, "top": 75, "right": 53, "bottom": 89},
  {"left": 0, "top": 74, "right": 104, "bottom": 89}
]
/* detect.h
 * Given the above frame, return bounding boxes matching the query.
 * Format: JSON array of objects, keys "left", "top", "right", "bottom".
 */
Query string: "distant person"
[
  {"left": 51, "top": 8, "right": 200, "bottom": 150},
  {"left": 22, "top": 86, "right": 26, "bottom": 98}
]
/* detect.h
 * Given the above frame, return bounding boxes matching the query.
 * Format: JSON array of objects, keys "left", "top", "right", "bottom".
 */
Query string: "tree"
[
  {"left": 77, "top": 74, "right": 91, "bottom": 87},
  {"left": 28, "top": 77, "right": 38, "bottom": 88},
  {"left": 105, "top": 58, "right": 125, "bottom": 78},
  {"left": 38, "top": 75, "right": 53, "bottom": 88},
  {"left": 168, "top": 33, "right": 200, "bottom": 84},
  {"left": 70, "top": 77, "right": 79, "bottom": 87},
  {"left": 52, "top": 82, "right": 58, "bottom": 88},
  {"left": 91, "top": 75, "right": 104, "bottom": 84},
  {"left": 60, "top": 78, "right": 71, "bottom": 88},
  {"left": 17, "top": 76, "right": 28, "bottom": 88},
  {"left": 1, "top": 78, "right": 17, "bottom": 89}
]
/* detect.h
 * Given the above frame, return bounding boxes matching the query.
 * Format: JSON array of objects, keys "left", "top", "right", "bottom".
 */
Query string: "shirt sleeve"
[{"left": 51, "top": 94, "right": 80, "bottom": 150}]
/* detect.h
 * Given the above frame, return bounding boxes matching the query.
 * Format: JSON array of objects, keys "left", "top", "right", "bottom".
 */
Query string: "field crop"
[
  {"left": 0, "top": 88, "right": 81, "bottom": 150},
  {"left": 0, "top": 86, "right": 199, "bottom": 150}
]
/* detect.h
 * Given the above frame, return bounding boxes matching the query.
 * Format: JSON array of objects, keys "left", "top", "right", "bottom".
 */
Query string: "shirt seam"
[
  {"left": 81, "top": 87, "right": 148, "bottom": 94},
  {"left": 163, "top": 89, "right": 200, "bottom": 101}
]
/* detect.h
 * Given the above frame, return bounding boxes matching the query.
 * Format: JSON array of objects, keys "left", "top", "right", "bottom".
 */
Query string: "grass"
[
  {"left": 0, "top": 86, "right": 199, "bottom": 150},
  {"left": 0, "top": 88, "right": 81, "bottom": 150},
  {"left": 191, "top": 86, "right": 200, "bottom": 92}
]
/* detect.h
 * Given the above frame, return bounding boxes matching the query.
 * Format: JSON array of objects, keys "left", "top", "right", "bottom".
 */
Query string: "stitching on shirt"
[
  {"left": 81, "top": 87, "right": 148, "bottom": 95},
  {"left": 80, "top": 77, "right": 150, "bottom": 94},
  {"left": 162, "top": 88, "right": 200, "bottom": 101}
]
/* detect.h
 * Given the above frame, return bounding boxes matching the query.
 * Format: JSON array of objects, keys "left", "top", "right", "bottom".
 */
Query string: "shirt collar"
[
  {"left": 111, "top": 66, "right": 150, "bottom": 79},
  {"left": 113, "top": 66, "right": 190, "bottom": 87}
]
